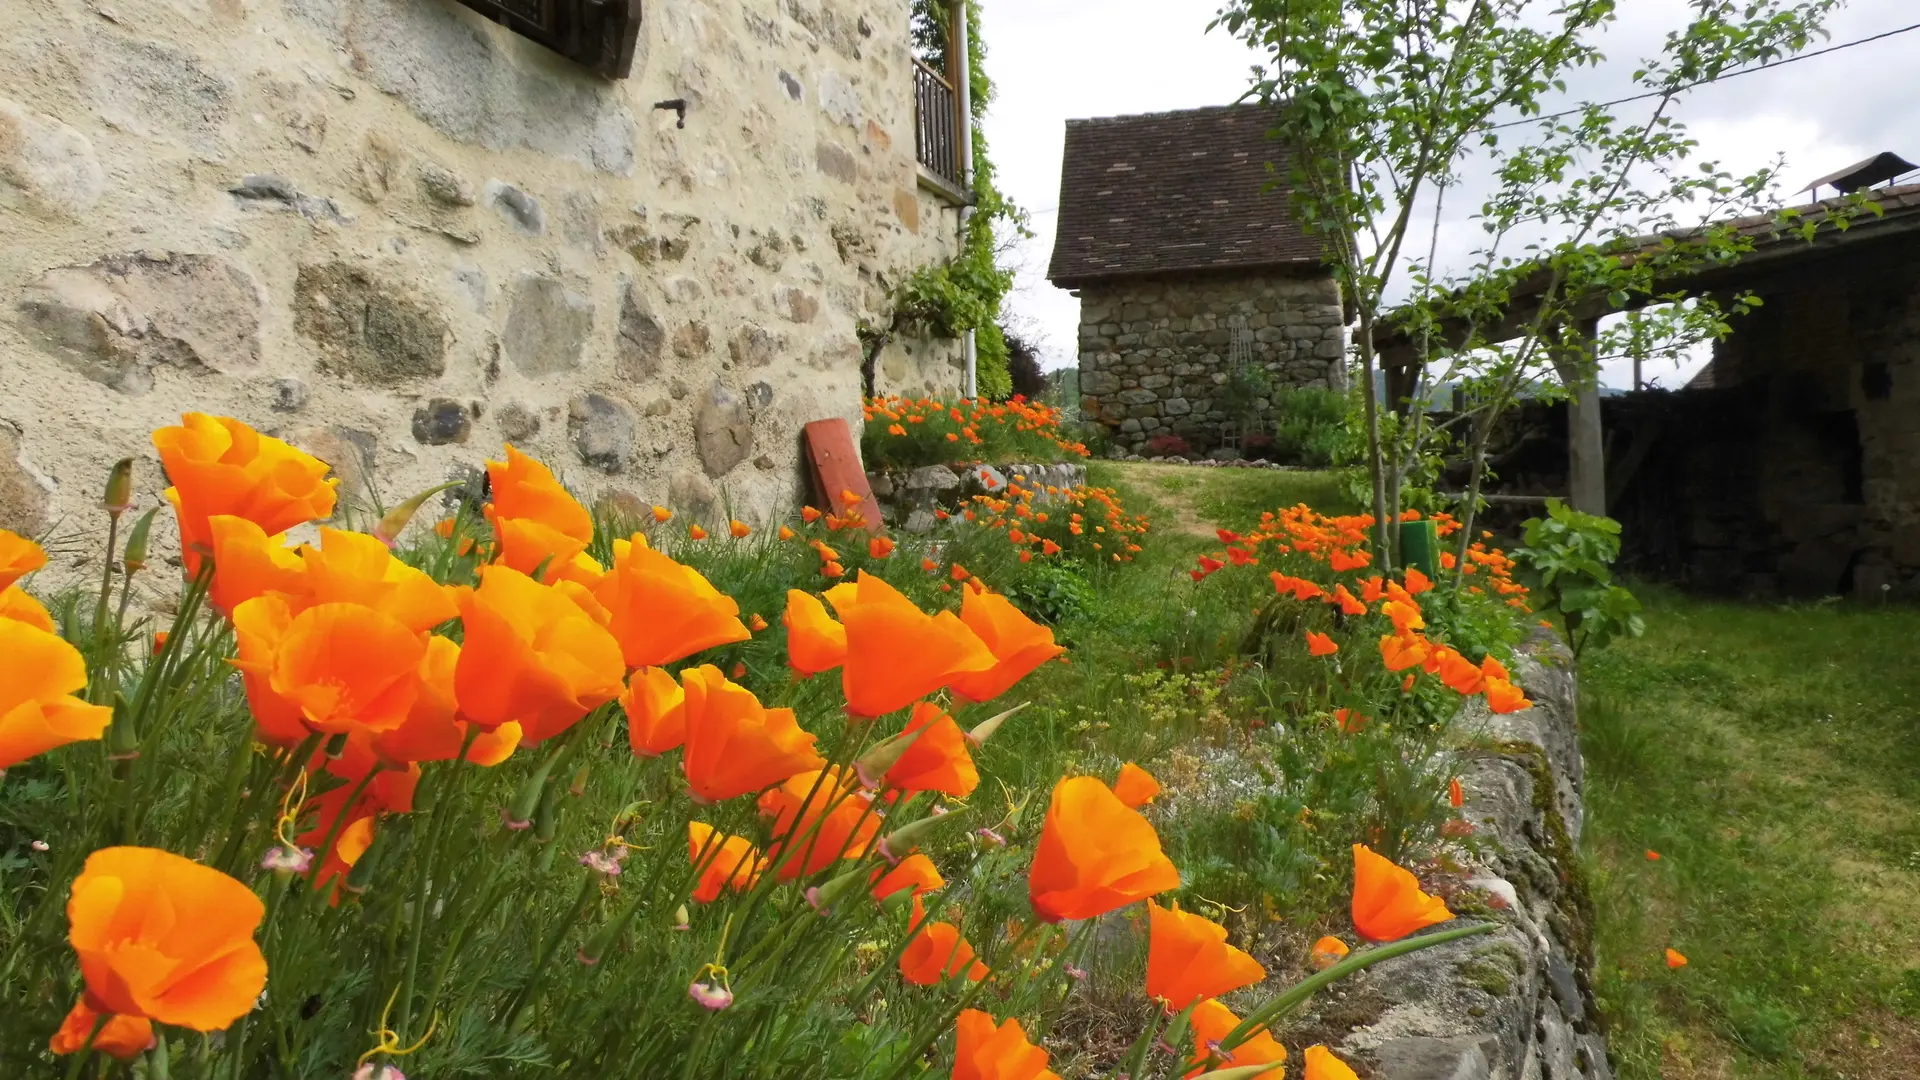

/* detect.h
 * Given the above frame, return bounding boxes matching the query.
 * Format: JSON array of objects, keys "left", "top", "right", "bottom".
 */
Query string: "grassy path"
[{"left": 1581, "top": 586, "right": 1920, "bottom": 1079}]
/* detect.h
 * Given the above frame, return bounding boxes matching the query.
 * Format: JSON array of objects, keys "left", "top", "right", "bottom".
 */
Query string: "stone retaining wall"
[
  {"left": 1, "top": 0, "right": 966, "bottom": 584},
  {"left": 867, "top": 461, "right": 1086, "bottom": 532},
  {"left": 1075, "top": 272, "right": 1347, "bottom": 455},
  {"left": 1313, "top": 633, "right": 1614, "bottom": 1080}
]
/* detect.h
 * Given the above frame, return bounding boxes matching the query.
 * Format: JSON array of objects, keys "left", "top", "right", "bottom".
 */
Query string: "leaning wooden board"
[{"left": 802, "top": 417, "right": 884, "bottom": 534}]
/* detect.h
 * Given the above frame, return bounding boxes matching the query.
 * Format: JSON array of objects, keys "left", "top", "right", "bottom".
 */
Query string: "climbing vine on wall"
[{"left": 891, "top": 0, "right": 1027, "bottom": 400}]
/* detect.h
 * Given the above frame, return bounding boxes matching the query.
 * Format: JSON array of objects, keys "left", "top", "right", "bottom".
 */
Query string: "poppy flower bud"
[
  {"left": 964, "top": 702, "right": 1029, "bottom": 748},
  {"left": 345, "top": 830, "right": 384, "bottom": 894},
  {"left": 505, "top": 751, "right": 564, "bottom": 831},
  {"left": 105, "top": 695, "right": 140, "bottom": 762},
  {"left": 102, "top": 458, "right": 135, "bottom": 516},
  {"left": 372, "top": 482, "right": 459, "bottom": 548},
  {"left": 852, "top": 725, "right": 928, "bottom": 790},
  {"left": 120, "top": 508, "right": 158, "bottom": 575},
  {"left": 533, "top": 786, "right": 562, "bottom": 844},
  {"left": 876, "top": 811, "right": 954, "bottom": 865},
  {"left": 673, "top": 904, "right": 690, "bottom": 931},
  {"left": 804, "top": 865, "right": 871, "bottom": 917},
  {"left": 569, "top": 764, "right": 591, "bottom": 798}
]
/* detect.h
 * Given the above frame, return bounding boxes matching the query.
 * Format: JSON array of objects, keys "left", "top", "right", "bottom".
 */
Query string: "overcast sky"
[{"left": 976, "top": 0, "right": 1920, "bottom": 389}]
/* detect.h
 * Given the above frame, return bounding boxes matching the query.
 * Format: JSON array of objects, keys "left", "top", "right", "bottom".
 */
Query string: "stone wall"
[
  {"left": 1305, "top": 634, "right": 1615, "bottom": 1080},
  {"left": 0, "top": 0, "right": 967, "bottom": 576},
  {"left": 1074, "top": 272, "right": 1347, "bottom": 454},
  {"left": 866, "top": 460, "right": 1086, "bottom": 532}
]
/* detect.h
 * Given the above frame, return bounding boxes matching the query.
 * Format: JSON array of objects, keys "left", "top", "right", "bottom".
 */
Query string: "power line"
[{"left": 1485, "top": 19, "right": 1920, "bottom": 131}]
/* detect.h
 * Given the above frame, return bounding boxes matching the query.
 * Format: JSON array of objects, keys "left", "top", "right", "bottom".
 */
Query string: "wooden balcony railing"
[{"left": 914, "top": 58, "right": 965, "bottom": 191}]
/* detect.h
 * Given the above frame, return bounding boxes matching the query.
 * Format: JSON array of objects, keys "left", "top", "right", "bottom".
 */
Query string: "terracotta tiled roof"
[{"left": 1046, "top": 105, "right": 1324, "bottom": 287}]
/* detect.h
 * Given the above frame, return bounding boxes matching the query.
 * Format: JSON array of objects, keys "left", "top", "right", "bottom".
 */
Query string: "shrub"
[
  {"left": 1144, "top": 433, "right": 1191, "bottom": 458},
  {"left": 1272, "top": 387, "right": 1363, "bottom": 467},
  {"left": 1003, "top": 328, "right": 1049, "bottom": 401}
]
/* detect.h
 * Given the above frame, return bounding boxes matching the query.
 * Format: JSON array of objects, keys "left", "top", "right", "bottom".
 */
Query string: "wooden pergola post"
[{"left": 1550, "top": 317, "right": 1607, "bottom": 516}]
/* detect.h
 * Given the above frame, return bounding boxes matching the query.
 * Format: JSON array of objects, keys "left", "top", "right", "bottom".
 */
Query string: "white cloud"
[{"left": 977, "top": 0, "right": 1920, "bottom": 379}]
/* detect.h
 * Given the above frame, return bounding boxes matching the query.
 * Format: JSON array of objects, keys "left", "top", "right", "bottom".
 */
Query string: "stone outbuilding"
[
  {"left": 0, "top": 0, "right": 982, "bottom": 563},
  {"left": 1046, "top": 105, "right": 1346, "bottom": 455}
]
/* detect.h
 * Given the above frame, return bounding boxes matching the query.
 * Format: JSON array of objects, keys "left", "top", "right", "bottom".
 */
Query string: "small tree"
[{"left": 1212, "top": 0, "right": 1848, "bottom": 571}]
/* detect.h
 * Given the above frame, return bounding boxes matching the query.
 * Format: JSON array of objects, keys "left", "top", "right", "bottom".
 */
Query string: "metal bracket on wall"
[{"left": 451, "top": 0, "right": 643, "bottom": 80}]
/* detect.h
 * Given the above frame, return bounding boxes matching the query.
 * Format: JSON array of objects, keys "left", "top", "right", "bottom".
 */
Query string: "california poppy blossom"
[
  {"left": 1330, "top": 583, "right": 1367, "bottom": 616},
  {"left": 1402, "top": 566, "right": 1434, "bottom": 594},
  {"left": 1112, "top": 763, "right": 1161, "bottom": 808},
  {"left": 953, "top": 1009, "right": 1060, "bottom": 1080},
  {"left": 730, "top": 519, "right": 752, "bottom": 538},
  {"left": 1448, "top": 777, "right": 1465, "bottom": 809},
  {"left": 680, "top": 665, "right": 824, "bottom": 803},
  {"left": 590, "top": 537, "right": 750, "bottom": 669},
  {"left": 783, "top": 589, "right": 849, "bottom": 676},
  {"left": 1665, "top": 948, "right": 1688, "bottom": 969},
  {"left": 1351, "top": 844, "right": 1453, "bottom": 942},
  {"left": 1306, "top": 630, "right": 1339, "bottom": 657},
  {"left": 1028, "top": 776, "right": 1181, "bottom": 922},
  {"left": 484, "top": 446, "right": 593, "bottom": 579},
  {"left": 870, "top": 852, "right": 945, "bottom": 901},
  {"left": 689, "top": 524, "right": 709, "bottom": 541},
  {"left": 455, "top": 565, "right": 625, "bottom": 743},
  {"left": 758, "top": 770, "right": 880, "bottom": 879},
  {"left": 839, "top": 573, "right": 995, "bottom": 718},
  {"left": 1484, "top": 677, "right": 1532, "bottom": 714},
  {"left": 900, "top": 900, "right": 988, "bottom": 985},
  {"left": 1303, "top": 1044, "right": 1362, "bottom": 1080},
  {"left": 881, "top": 701, "right": 980, "bottom": 797},
  {"left": 1646, "top": 850, "right": 1661, "bottom": 861},
  {"left": 246, "top": 600, "right": 425, "bottom": 736},
  {"left": 687, "top": 822, "right": 765, "bottom": 903},
  {"left": 203, "top": 515, "right": 306, "bottom": 616},
  {"left": 49, "top": 999, "right": 154, "bottom": 1060},
  {"left": 1309, "top": 935, "right": 1350, "bottom": 970},
  {"left": 1379, "top": 633, "right": 1429, "bottom": 672},
  {"left": 0, "top": 619, "right": 114, "bottom": 771},
  {"left": 1186, "top": 999, "right": 1286, "bottom": 1078},
  {"left": 1334, "top": 707, "right": 1368, "bottom": 734},
  {"left": 373, "top": 636, "right": 520, "bottom": 768},
  {"left": 622, "top": 665, "right": 687, "bottom": 757},
  {"left": 948, "top": 587, "right": 1065, "bottom": 704},
  {"left": 869, "top": 536, "right": 896, "bottom": 558},
  {"left": 779, "top": 525, "right": 797, "bottom": 541},
  {"left": 1145, "top": 900, "right": 1266, "bottom": 1009},
  {"left": 153, "top": 414, "right": 337, "bottom": 575},
  {"left": 1433, "top": 649, "right": 1485, "bottom": 695},
  {"left": 0, "top": 529, "right": 47, "bottom": 591},
  {"left": 0, "top": 584, "right": 53, "bottom": 632},
  {"left": 66, "top": 846, "right": 268, "bottom": 1030}
]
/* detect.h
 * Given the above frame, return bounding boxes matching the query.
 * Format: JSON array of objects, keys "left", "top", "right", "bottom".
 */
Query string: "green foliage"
[
  {"left": 1001, "top": 561, "right": 1097, "bottom": 629},
  {"left": 1512, "top": 500, "right": 1645, "bottom": 657},
  {"left": 1270, "top": 387, "right": 1363, "bottom": 468},
  {"left": 860, "top": 397, "right": 1089, "bottom": 471}
]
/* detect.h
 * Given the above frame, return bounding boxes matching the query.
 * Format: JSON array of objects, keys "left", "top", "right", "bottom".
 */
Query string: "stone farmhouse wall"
[
  {"left": 1075, "top": 272, "right": 1347, "bottom": 454},
  {"left": 0, "top": 0, "right": 967, "bottom": 575}
]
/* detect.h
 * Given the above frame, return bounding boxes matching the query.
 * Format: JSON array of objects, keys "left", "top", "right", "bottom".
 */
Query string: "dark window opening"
[{"left": 1862, "top": 361, "right": 1892, "bottom": 400}]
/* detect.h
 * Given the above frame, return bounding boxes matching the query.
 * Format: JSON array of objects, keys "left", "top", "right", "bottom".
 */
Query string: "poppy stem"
[
  {"left": 62, "top": 1013, "right": 108, "bottom": 1080},
  {"left": 876, "top": 918, "right": 1050, "bottom": 1080},
  {"left": 396, "top": 728, "right": 480, "bottom": 1044},
  {"left": 1222, "top": 920, "right": 1496, "bottom": 1051},
  {"left": 501, "top": 870, "right": 598, "bottom": 1032}
]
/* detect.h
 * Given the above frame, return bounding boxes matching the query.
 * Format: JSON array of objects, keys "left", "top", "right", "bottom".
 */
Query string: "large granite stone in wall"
[{"left": 294, "top": 263, "right": 449, "bottom": 385}]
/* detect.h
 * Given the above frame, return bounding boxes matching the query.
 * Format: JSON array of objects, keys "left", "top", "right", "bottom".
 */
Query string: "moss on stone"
[{"left": 1456, "top": 958, "right": 1514, "bottom": 997}]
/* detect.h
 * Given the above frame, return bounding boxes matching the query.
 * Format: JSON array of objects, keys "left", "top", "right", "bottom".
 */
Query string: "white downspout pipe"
[{"left": 954, "top": 0, "right": 977, "bottom": 399}]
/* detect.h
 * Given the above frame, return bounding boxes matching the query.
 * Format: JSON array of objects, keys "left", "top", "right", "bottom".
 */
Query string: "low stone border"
[
  {"left": 1306, "top": 633, "right": 1613, "bottom": 1080},
  {"left": 867, "top": 461, "right": 1088, "bottom": 532},
  {"left": 1105, "top": 450, "right": 1307, "bottom": 469}
]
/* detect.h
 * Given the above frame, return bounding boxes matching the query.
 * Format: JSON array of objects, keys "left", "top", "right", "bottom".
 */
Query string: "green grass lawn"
[{"left": 1581, "top": 586, "right": 1920, "bottom": 1079}]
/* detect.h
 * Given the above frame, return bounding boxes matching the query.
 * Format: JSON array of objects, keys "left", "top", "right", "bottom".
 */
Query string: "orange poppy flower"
[
  {"left": 1665, "top": 948, "right": 1688, "bottom": 969},
  {"left": 1145, "top": 900, "right": 1266, "bottom": 1009},
  {"left": 1028, "top": 776, "right": 1180, "bottom": 922},
  {"left": 589, "top": 537, "right": 750, "bottom": 669},
  {"left": 1351, "top": 844, "right": 1453, "bottom": 942},
  {"left": 869, "top": 536, "right": 896, "bottom": 558},
  {"left": 779, "top": 525, "right": 797, "bottom": 541},
  {"left": 947, "top": 587, "right": 1065, "bottom": 704},
  {"left": 300, "top": 527, "right": 459, "bottom": 632},
  {"left": 152, "top": 414, "right": 337, "bottom": 575},
  {"left": 801, "top": 505, "right": 823, "bottom": 523},
  {"left": 1303, "top": 1044, "right": 1361, "bottom": 1080},
  {"left": 900, "top": 899, "right": 988, "bottom": 985},
  {"left": 1448, "top": 777, "right": 1465, "bottom": 809},
  {"left": 921, "top": 557, "right": 940, "bottom": 572},
  {"left": 680, "top": 665, "right": 824, "bottom": 803},
  {"left": 1646, "top": 850, "right": 1661, "bottom": 861},
  {"left": 1112, "top": 763, "right": 1161, "bottom": 809},
  {"left": 1185, "top": 999, "right": 1286, "bottom": 1078},
  {"left": 1433, "top": 649, "right": 1485, "bottom": 695},
  {"left": 871, "top": 852, "right": 945, "bottom": 901},
  {"left": 822, "top": 560, "right": 846, "bottom": 578},
  {"left": 839, "top": 573, "right": 994, "bottom": 718},
  {"left": 1328, "top": 549, "right": 1370, "bottom": 572},
  {"left": 49, "top": 999, "right": 154, "bottom": 1060},
  {"left": 1358, "top": 576, "right": 1386, "bottom": 602},
  {"left": 0, "top": 529, "right": 46, "bottom": 591},
  {"left": 454, "top": 566, "right": 625, "bottom": 743},
  {"left": 1378, "top": 633, "right": 1429, "bottom": 672},
  {"left": 1330, "top": 583, "right": 1367, "bottom": 616},
  {"left": 1306, "top": 630, "right": 1339, "bottom": 657},
  {"left": 1403, "top": 566, "right": 1434, "bottom": 594},
  {"left": 652, "top": 505, "right": 673, "bottom": 523},
  {"left": 621, "top": 665, "right": 687, "bottom": 757},
  {"left": 1480, "top": 654, "right": 1511, "bottom": 681},
  {"left": 203, "top": 515, "right": 306, "bottom": 616},
  {"left": 1484, "top": 677, "right": 1532, "bottom": 714},
  {"left": 884, "top": 701, "right": 979, "bottom": 797},
  {"left": 1041, "top": 539, "right": 1062, "bottom": 556},
  {"left": 0, "top": 619, "right": 113, "bottom": 771},
  {"left": 483, "top": 446, "right": 593, "bottom": 577},
  {"left": 1381, "top": 599, "right": 1425, "bottom": 635},
  {"left": 687, "top": 821, "right": 765, "bottom": 903},
  {"left": 730, "top": 520, "right": 752, "bottom": 538},
  {"left": 758, "top": 770, "right": 879, "bottom": 879},
  {"left": 1334, "top": 707, "right": 1368, "bottom": 734},
  {"left": 373, "top": 636, "right": 521, "bottom": 768},
  {"left": 0, "top": 585, "right": 53, "bottom": 632},
  {"left": 247, "top": 600, "right": 424, "bottom": 736},
  {"left": 954, "top": 1009, "right": 1061, "bottom": 1080},
  {"left": 782, "top": 590, "right": 848, "bottom": 676},
  {"left": 1309, "top": 935, "right": 1350, "bottom": 970},
  {"left": 225, "top": 595, "right": 309, "bottom": 747},
  {"left": 686, "top": 524, "right": 708, "bottom": 541},
  {"left": 66, "top": 846, "right": 267, "bottom": 1031}
]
